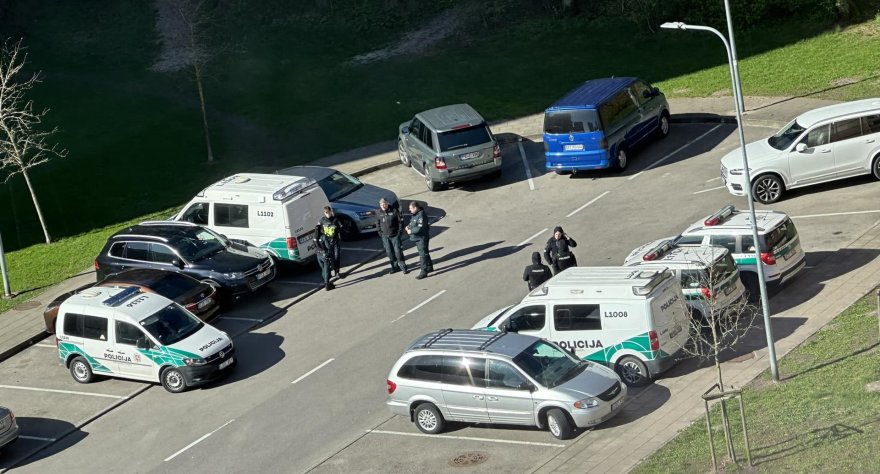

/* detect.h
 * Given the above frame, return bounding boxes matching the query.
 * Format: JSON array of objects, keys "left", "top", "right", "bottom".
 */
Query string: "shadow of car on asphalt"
[
  {"left": 0, "top": 417, "right": 86, "bottom": 470},
  {"left": 201, "top": 331, "right": 285, "bottom": 389}
]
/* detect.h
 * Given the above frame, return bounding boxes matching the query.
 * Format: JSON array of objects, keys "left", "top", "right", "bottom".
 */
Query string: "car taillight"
[
  {"left": 387, "top": 379, "right": 397, "bottom": 394},
  {"left": 185, "top": 302, "right": 197, "bottom": 311},
  {"left": 493, "top": 144, "right": 501, "bottom": 160},
  {"left": 434, "top": 157, "right": 447, "bottom": 170},
  {"left": 287, "top": 237, "right": 298, "bottom": 250},
  {"left": 700, "top": 287, "right": 713, "bottom": 300},
  {"left": 599, "top": 138, "right": 608, "bottom": 149},
  {"left": 94, "top": 259, "right": 100, "bottom": 271},
  {"left": 649, "top": 331, "right": 660, "bottom": 351},
  {"left": 760, "top": 252, "right": 776, "bottom": 265}
]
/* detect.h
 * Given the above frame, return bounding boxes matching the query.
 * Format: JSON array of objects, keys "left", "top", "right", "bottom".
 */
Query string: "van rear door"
[
  {"left": 649, "top": 277, "right": 689, "bottom": 353},
  {"left": 543, "top": 109, "right": 604, "bottom": 159}
]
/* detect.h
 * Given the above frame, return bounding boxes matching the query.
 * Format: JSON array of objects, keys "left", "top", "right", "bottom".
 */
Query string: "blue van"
[{"left": 543, "top": 77, "right": 670, "bottom": 173}]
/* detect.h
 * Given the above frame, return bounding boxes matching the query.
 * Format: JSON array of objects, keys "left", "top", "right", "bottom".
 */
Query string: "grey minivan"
[
  {"left": 386, "top": 329, "right": 626, "bottom": 440},
  {"left": 398, "top": 104, "right": 502, "bottom": 191}
]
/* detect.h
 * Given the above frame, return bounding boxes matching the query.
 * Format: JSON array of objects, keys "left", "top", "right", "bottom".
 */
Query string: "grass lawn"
[{"left": 633, "top": 292, "right": 880, "bottom": 473}]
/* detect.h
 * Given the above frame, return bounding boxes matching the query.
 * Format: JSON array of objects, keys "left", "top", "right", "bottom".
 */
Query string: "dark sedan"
[{"left": 43, "top": 269, "right": 220, "bottom": 333}]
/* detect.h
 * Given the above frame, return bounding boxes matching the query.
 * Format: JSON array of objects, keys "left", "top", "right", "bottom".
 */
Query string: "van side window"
[
  {"left": 803, "top": 124, "right": 830, "bottom": 148},
  {"left": 116, "top": 321, "right": 144, "bottom": 346},
  {"left": 862, "top": 114, "right": 880, "bottom": 134},
  {"left": 124, "top": 242, "right": 150, "bottom": 261},
  {"left": 676, "top": 235, "right": 705, "bottom": 245},
  {"left": 150, "top": 244, "right": 177, "bottom": 264},
  {"left": 832, "top": 118, "right": 862, "bottom": 142},
  {"left": 504, "top": 305, "right": 546, "bottom": 332},
  {"left": 63, "top": 313, "right": 84, "bottom": 337},
  {"left": 441, "top": 356, "right": 486, "bottom": 386},
  {"left": 709, "top": 235, "right": 737, "bottom": 254},
  {"left": 109, "top": 242, "right": 126, "bottom": 258},
  {"left": 423, "top": 129, "right": 434, "bottom": 150},
  {"left": 215, "top": 204, "right": 249, "bottom": 228},
  {"left": 397, "top": 355, "right": 442, "bottom": 382},
  {"left": 598, "top": 91, "right": 637, "bottom": 130},
  {"left": 631, "top": 81, "right": 653, "bottom": 106},
  {"left": 180, "top": 202, "right": 209, "bottom": 225},
  {"left": 486, "top": 360, "right": 529, "bottom": 390},
  {"left": 554, "top": 305, "right": 602, "bottom": 331},
  {"left": 82, "top": 315, "right": 108, "bottom": 341}
]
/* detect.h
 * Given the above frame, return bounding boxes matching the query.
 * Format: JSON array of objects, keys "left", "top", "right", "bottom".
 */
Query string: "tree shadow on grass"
[{"left": 750, "top": 415, "right": 880, "bottom": 466}]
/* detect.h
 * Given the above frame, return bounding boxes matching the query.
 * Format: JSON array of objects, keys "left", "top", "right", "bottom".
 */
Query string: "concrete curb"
[{"left": 0, "top": 331, "right": 49, "bottom": 364}]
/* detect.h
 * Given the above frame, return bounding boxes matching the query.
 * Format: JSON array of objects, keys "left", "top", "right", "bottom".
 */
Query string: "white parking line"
[
  {"left": 164, "top": 419, "right": 235, "bottom": 462},
  {"left": 706, "top": 176, "right": 722, "bottom": 182},
  {"left": 366, "top": 429, "right": 565, "bottom": 448},
  {"left": 18, "top": 435, "right": 56, "bottom": 442},
  {"left": 518, "top": 228, "right": 548, "bottom": 247},
  {"left": 219, "top": 317, "right": 263, "bottom": 323},
  {"left": 0, "top": 384, "right": 126, "bottom": 399},
  {"left": 792, "top": 210, "right": 880, "bottom": 219},
  {"left": 566, "top": 191, "right": 610, "bottom": 218},
  {"left": 34, "top": 343, "right": 56, "bottom": 348},
  {"left": 392, "top": 290, "right": 447, "bottom": 323},
  {"left": 627, "top": 124, "right": 723, "bottom": 181},
  {"left": 517, "top": 140, "right": 535, "bottom": 191},
  {"left": 292, "top": 358, "right": 335, "bottom": 384},
  {"left": 343, "top": 247, "right": 383, "bottom": 252},
  {"left": 693, "top": 185, "right": 727, "bottom": 195}
]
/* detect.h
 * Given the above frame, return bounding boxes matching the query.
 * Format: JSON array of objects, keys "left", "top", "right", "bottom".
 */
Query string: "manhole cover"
[
  {"left": 449, "top": 451, "right": 489, "bottom": 467},
  {"left": 13, "top": 300, "right": 42, "bottom": 311}
]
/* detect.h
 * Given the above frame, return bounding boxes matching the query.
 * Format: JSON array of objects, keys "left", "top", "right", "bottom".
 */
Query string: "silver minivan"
[
  {"left": 386, "top": 329, "right": 626, "bottom": 440},
  {"left": 397, "top": 104, "right": 503, "bottom": 191}
]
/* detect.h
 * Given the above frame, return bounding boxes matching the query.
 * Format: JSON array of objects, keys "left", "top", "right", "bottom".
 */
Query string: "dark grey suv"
[{"left": 398, "top": 104, "right": 502, "bottom": 191}]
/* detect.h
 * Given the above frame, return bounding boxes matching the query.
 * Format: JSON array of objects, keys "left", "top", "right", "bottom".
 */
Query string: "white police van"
[
  {"left": 472, "top": 267, "right": 690, "bottom": 387},
  {"left": 55, "top": 286, "right": 235, "bottom": 393},
  {"left": 175, "top": 173, "right": 331, "bottom": 264},
  {"left": 624, "top": 239, "right": 747, "bottom": 327}
]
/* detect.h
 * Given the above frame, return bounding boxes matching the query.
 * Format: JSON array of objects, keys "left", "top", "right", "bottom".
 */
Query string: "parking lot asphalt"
[{"left": 1, "top": 95, "right": 879, "bottom": 473}]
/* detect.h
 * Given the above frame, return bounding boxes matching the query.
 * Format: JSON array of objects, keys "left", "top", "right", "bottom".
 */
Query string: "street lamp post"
[
  {"left": 661, "top": 17, "right": 780, "bottom": 382},
  {"left": 0, "top": 232, "right": 11, "bottom": 297}
]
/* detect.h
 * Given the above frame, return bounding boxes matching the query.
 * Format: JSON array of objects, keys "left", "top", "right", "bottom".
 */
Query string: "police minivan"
[
  {"left": 472, "top": 267, "right": 690, "bottom": 387},
  {"left": 175, "top": 173, "right": 331, "bottom": 264},
  {"left": 55, "top": 286, "right": 235, "bottom": 393}
]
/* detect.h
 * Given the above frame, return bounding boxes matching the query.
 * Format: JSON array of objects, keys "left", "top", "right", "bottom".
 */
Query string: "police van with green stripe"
[
  {"left": 55, "top": 286, "right": 235, "bottom": 393},
  {"left": 672, "top": 205, "right": 805, "bottom": 297},
  {"left": 472, "top": 267, "right": 690, "bottom": 387}
]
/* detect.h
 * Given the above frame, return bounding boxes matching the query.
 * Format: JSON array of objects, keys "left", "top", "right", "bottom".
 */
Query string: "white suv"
[{"left": 721, "top": 98, "right": 880, "bottom": 203}]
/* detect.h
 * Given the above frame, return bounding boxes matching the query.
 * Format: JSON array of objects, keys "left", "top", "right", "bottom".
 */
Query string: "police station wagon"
[{"left": 55, "top": 286, "right": 235, "bottom": 393}]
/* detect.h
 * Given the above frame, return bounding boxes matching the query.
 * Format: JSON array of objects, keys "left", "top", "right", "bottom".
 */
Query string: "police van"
[
  {"left": 472, "top": 267, "right": 690, "bottom": 387},
  {"left": 672, "top": 205, "right": 806, "bottom": 296},
  {"left": 175, "top": 173, "right": 331, "bottom": 264},
  {"left": 55, "top": 286, "right": 235, "bottom": 393},
  {"left": 624, "top": 239, "right": 747, "bottom": 327}
]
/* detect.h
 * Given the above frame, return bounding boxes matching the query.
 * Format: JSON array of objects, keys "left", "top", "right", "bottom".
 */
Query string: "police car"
[
  {"left": 55, "top": 286, "right": 236, "bottom": 393},
  {"left": 670, "top": 205, "right": 806, "bottom": 296},
  {"left": 625, "top": 239, "right": 748, "bottom": 326}
]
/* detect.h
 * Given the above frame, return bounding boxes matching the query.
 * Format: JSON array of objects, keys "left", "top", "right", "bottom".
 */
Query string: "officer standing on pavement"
[
  {"left": 544, "top": 226, "right": 578, "bottom": 275},
  {"left": 377, "top": 198, "right": 407, "bottom": 274},
  {"left": 314, "top": 223, "right": 335, "bottom": 291},
  {"left": 523, "top": 252, "right": 552, "bottom": 290},
  {"left": 405, "top": 201, "right": 433, "bottom": 280},
  {"left": 318, "top": 206, "right": 343, "bottom": 279}
]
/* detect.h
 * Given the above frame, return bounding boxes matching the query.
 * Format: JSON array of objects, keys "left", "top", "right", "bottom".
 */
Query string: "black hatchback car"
[{"left": 94, "top": 222, "right": 275, "bottom": 296}]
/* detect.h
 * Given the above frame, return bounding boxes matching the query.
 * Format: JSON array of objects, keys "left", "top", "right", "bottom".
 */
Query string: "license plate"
[
  {"left": 724, "top": 284, "right": 734, "bottom": 296},
  {"left": 564, "top": 144, "right": 584, "bottom": 151},
  {"left": 256, "top": 269, "right": 272, "bottom": 280},
  {"left": 460, "top": 151, "right": 479, "bottom": 160},
  {"left": 198, "top": 298, "right": 211, "bottom": 309},
  {"left": 219, "top": 358, "right": 233, "bottom": 370},
  {"left": 611, "top": 399, "right": 623, "bottom": 411}
]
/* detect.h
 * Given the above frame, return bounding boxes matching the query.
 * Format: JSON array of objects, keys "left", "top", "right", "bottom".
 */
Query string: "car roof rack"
[{"left": 414, "top": 329, "right": 509, "bottom": 352}]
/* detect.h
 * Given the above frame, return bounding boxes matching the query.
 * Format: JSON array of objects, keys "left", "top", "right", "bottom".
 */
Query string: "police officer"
[
  {"left": 318, "top": 206, "right": 342, "bottom": 279},
  {"left": 314, "top": 223, "right": 335, "bottom": 291},
  {"left": 523, "top": 252, "right": 552, "bottom": 290},
  {"left": 544, "top": 226, "right": 578, "bottom": 275},
  {"left": 377, "top": 198, "right": 407, "bottom": 274},
  {"left": 405, "top": 201, "right": 433, "bottom": 280}
]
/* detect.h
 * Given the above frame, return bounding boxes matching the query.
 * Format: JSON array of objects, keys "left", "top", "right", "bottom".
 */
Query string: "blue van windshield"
[{"left": 544, "top": 110, "right": 600, "bottom": 134}]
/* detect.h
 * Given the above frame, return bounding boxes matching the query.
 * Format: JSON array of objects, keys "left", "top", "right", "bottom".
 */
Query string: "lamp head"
[{"left": 660, "top": 22, "right": 687, "bottom": 30}]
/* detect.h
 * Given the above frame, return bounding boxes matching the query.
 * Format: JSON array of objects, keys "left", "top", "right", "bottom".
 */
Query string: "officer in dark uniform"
[
  {"left": 523, "top": 252, "right": 552, "bottom": 290},
  {"left": 318, "top": 206, "right": 342, "bottom": 278},
  {"left": 405, "top": 201, "right": 433, "bottom": 280},
  {"left": 544, "top": 226, "right": 578, "bottom": 275},
  {"left": 377, "top": 198, "right": 407, "bottom": 274}
]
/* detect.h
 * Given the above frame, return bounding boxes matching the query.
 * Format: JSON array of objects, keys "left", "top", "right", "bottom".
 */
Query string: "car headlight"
[
  {"left": 729, "top": 168, "right": 746, "bottom": 175},
  {"left": 183, "top": 357, "right": 207, "bottom": 366},
  {"left": 573, "top": 397, "right": 600, "bottom": 409},
  {"left": 223, "top": 271, "right": 246, "bottom": 279},
  {"left": 356, "top": 210, "right": 376, "bottom": 218}
]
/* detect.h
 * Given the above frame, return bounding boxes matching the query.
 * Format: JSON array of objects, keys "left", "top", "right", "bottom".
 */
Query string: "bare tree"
[
  {"left": 152, "top": 0, "right": 217, "bottom": 162},
  {"left": 0, "top": 38, "right": 67, "bottom": 244}
]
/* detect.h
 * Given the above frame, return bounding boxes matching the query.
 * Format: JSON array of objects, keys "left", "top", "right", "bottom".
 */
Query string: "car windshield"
[
  {"left": 544, "top": 110, "right": 601, "bottom": 134},
  {"left": 513, "top": 340, "right": 584, "bottom": 388},
  {"left": 768, "top": 119, "right": 806, "bottom": 150},
  {"left": 437, "top": 125, "right": 492, "bottom": 152},
  {"left": 764, "top": 218, "right": 798, "bottom": 251},
  {"left": 148, "top": 273, "right": 198, "bottom": 300},
  {"left": 711, "top": 253, "right": 737, "bottom": 281},
  {"left": 487, "top": 305, "right": 514, "bottom": 327},
  {"left": 317, "top": 171, "right": 362, "bottom": 201},
  {"left": 139, "top": 304, "right": 204, "bottom": 346},
  {"left": 175, "top": 229, "right": 227, "bottom": 261}
]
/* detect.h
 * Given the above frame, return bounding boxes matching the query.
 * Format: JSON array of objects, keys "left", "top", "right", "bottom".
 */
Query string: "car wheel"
[
  {"left": 613, "top": 147, "right": 628, "bottom": 172},
  {"left": 413, "top": 403, "right": 445, "bottom": 434},
  {"left": 161, "top": 367, "right": 188, "bottom": 393},
  {"left": 546, "top": 408, "right": 574, "bottom": 440},
  {"left": 658, "top": 112, "right": 670, "bottom": 139},
  {"left": 872, "top": 155, "right": 880, "bottom": 180},
  {"left": 616, "top": 356, "right": 650, "bottom": 387},
  {"left": 751, "top": 174, "right": 783, "bottom": 204},
  {"left": 398, "top": 140, "right": 411, "bottom": 167},
  {"left": 425, "top": 173, "right": 442, "bottom": 192},
  {"left": 338, "top": 216, "right": 359, "bottom": 241},
  {"left": 69, "top": 356, "right": 94, "bottom": 384}
]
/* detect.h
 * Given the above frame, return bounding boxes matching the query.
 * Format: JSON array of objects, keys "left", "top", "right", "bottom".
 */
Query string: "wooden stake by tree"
[{"left": 0, "top": 38, "right": 67, "bottom": 244}]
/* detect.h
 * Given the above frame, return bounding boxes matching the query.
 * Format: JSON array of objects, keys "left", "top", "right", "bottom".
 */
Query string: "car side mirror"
[
  {"left": 795, "top": 143, "right": 807, "bottom": 152},
  {"left": 136, "top": 337, "right": 151, "bottom": 350},
  {"left": 171, "top": 259, "right": 184, "bottom": 269},
  {"left": 520, "top": 381, "right": 535, "bottom": 392},
  {"left": 401, "top": 126, "right": 410, "bottom": 135}
]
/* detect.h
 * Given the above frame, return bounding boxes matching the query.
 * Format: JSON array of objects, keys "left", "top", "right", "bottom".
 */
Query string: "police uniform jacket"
[
  {"left": 408, "top": 209, "right": 429, "bottom": 241},
  {"left": 377, "top": 207, "right": 402, "bottom": 237}
]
